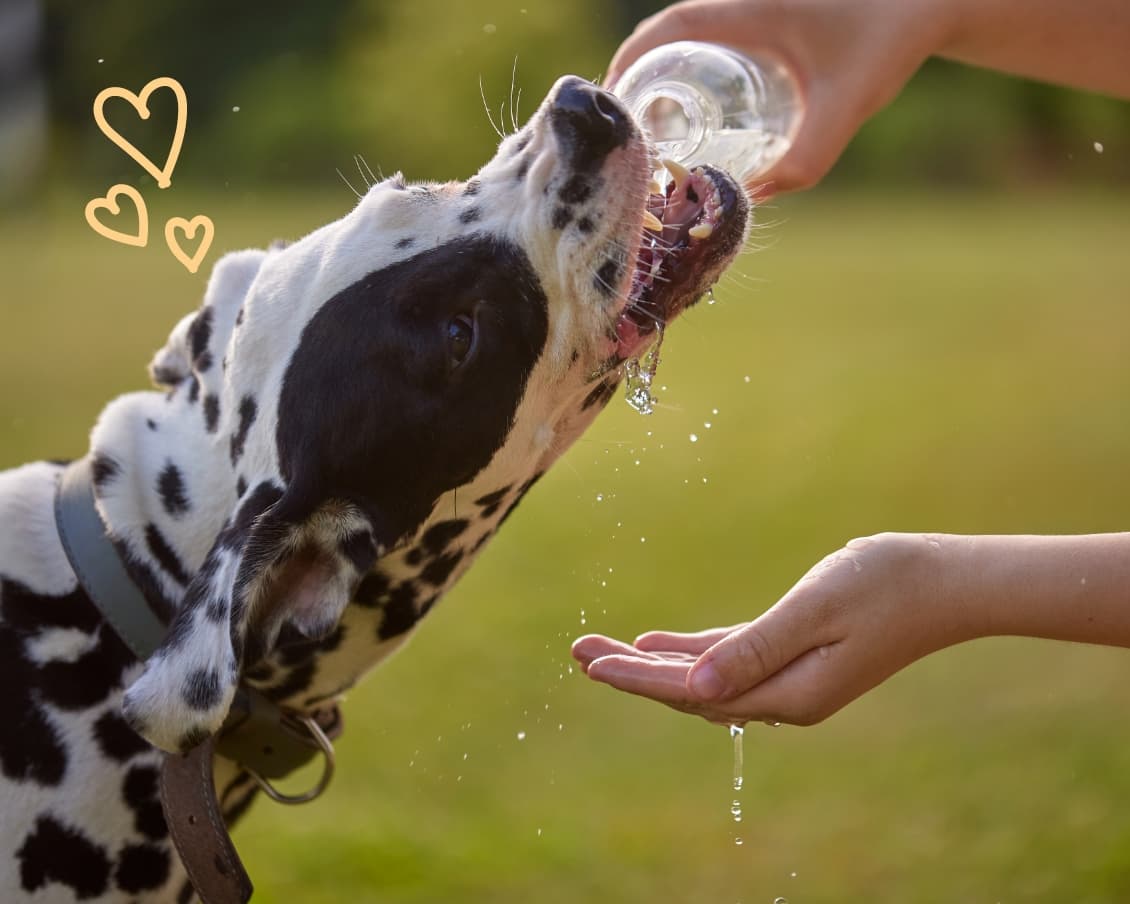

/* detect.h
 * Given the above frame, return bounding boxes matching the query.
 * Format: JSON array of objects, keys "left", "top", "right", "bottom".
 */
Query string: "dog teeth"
[
  {"left": 642, "top": 210, "right": 664, "bottom": 232},
  {"left": 661, "top": 158, "right": 690, "bottom": 191},
  {"left": 648, "top": 178, "right": 663, "bottom": 195},
  {"left": 688, "top": 223, "right": 713, "bottom": 240}
]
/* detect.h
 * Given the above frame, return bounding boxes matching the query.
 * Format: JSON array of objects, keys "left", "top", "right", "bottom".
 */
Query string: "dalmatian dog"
[{"left": 0, "top": 76, "right": 749, "bottom": 901}]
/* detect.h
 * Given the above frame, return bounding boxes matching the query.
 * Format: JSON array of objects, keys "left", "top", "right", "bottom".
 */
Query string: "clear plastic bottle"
[{"left": 612, "top": 41, "right": 804, "bottom": 183}]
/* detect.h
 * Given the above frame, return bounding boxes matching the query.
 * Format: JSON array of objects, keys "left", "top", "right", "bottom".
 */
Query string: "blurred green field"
[{"left": 3, "top": 189, "right": 1130, "bottom": 903}]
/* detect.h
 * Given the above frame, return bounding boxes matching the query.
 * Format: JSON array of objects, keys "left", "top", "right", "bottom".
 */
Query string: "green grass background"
[{"left": 2, "top": 188, "right": 1129, "bottom": 902}]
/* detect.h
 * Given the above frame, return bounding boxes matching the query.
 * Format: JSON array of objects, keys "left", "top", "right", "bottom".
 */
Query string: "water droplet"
[
  {"left": 517, "top": 731, "right": 526, "bottom": 741},
  {"left": 97, "top": 58, "right": 105, "bottom": 63},
  {"left": 463, "top": 752, "right": 469, "bottom": 760},
  {"left": 595, "top": 493, "right": 603, "bottom": 502},
  {"left": 704, "top": 422, "right": 712, "bottom": 429},
  {"left": 1094, "top": 141, "right": 1104, "bottom": 154},
  {"left": 232, "top": 105, "right": 241, "bottom": 112},
  {"left": 537, "top": 827, "right": 542, "bottom": 836},
  {"left": 689, "top": 433, "right": 698, "bottom": 443},
  {"left": 580, "top": 608, "right": 587, "bottom": 625},
  {"left": 731, "top": 799, "right": 743, "bottom": 821},
  {"left": 483, "top": 23, "right": 497, "bottom": 33},
  {"left": 712, "top": 408, "right": 719, "bottom": 415},
  {"left": 743, "top": 375, "right": 751, "bottom": 383},
  {"left": 774, "top": 898, "right": 789, "bottom": 903},
  {"left": 734, "top": 836, "right": 743, "bottom": 846},
  {"left": 624, "top": 329, "right": 664, "bottom": 414},
  {"left": 790, "top": 872, "right": 797, "bottom": 879},
  {"left": 640, "top": 536, "right": 646, "bottom": 543}
]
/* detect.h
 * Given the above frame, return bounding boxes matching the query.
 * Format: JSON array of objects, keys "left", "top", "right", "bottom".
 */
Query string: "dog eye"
[{"left": 447, "top": 313, "right": 476, "bottom": 368}]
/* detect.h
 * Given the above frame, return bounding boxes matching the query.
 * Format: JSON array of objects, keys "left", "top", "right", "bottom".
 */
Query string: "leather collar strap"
[{"left": 55, "top": 457, "right": 344, "bottom": 904}]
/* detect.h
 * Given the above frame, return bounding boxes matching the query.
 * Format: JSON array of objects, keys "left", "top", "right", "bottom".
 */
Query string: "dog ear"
[
  {"left": 121, "top": 484, "right": 380, "bottom": 753},
  {"left": 149, "top": 248, "right": 269, "bottom": 390}
]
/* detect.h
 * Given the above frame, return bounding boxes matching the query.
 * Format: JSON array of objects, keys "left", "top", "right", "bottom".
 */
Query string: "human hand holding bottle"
[{"left": 605, "top": 0, "right": 1130, "bottom": 196}]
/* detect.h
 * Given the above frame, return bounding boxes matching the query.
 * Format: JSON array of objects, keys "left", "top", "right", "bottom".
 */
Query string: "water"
[
  {"left": 730, "top": 723, "right": 744, "bottom": 846},
  {"left": 624, "top": 328, "right": 664, "bottom": 415}
]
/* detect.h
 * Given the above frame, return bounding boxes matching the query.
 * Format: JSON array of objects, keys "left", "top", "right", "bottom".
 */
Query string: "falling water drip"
[
  {"left": 624, "top": 326, "right": 665, "bottom": 415},
  {"left": 730, "top": 723, "right": 744, "bottom": 846}
]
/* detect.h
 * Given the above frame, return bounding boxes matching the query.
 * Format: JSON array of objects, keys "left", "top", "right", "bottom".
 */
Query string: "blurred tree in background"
[{"left": 21, "top": 0, "right": 1130, "bottom": 193}]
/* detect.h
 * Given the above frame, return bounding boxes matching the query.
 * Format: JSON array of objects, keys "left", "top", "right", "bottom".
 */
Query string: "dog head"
[{"left": 121, "top": 77, "right": 750, "bottom": 752}]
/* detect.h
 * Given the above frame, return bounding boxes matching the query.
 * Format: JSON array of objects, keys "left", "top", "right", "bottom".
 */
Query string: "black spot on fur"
[
  {"left": 553, "top": 206, "right": 573, "bottom": 230},
  {"left": 195, "top": 350, "right": 214, "bottom": 372},
  {"left": 146, "top": 523, "right": 189, "bottom": 585},
  {"left": 110, "top": 539, "right": 176, "bottom": 624},
  {"left": 475, "top": 487, "right": 511, "bottom": 508},
  {"left": 275, "top": 237, "right": 548, "bottom": 553},
  {"left": 146, "top": 418, "right": 158, "bottom": 431},
  {"left": 187, "top": 375, "right": 200, "bottom": 404},
  {"left": 353, "top": 570, "right": 390, "bottom": 608},
  {"left": 583, "top": 378, "right": 619, "bottom": 411},
  {"left": 229, "top": 395, "right": 257, "bottom": 465},
  {"left": 177, "top": 726, "right": 210, "bottom": 753},
  {"left": 17, "top": 815, "right": 111, "bottom": 899},
  {"left": 36, "top": 622, "right": 133, "bottom": 711},
  {"left": 182, "top": 667, "right": 223, "bottom": 710},
  {"left": 422, "top": 519, "right": 470, "bottom": 553},
  {"left": 395, "top": 237, "right": 415, "bottom": 250},
  {"left": 595, "top": 256, "right": 624, "bottom": 296},
  {"left": 516, "top": 158, "right": 530, "bottom": 181},
  {"left": 157, "top": 462, "right": 189, "bottom": 517},
  {"left": 235, "top": 307, "right": 244, "bottom": 327},
  {"left": 0, "top": 617, "right": 67, "bottom": 784},
  {"left": 420, "top": 550, "right": 464, "bottom": 587},
  {"left": 577, "top": 216, "right": 594, "bottom": 233},
  {"left": 405, "top": 547, "right": 423, "bottom": 566},
  {"left": 459, "top": 206, "right": 481, "bottom": 224},
  {"left": 203, "top": 394, "right": 220, "bottom": 433},
  {"left": 378, "top": 582, "right": 419, "bottom": 640},
  {"left": 90, "top": 453, "right": 120, "bottom": 490},
  {"left": 514, "top": 133, "right": 531, "bottom": 154},
  {"left": 188, "top": 307, "right": 213, "bottom": 364},
  {"left": 205, "top": 595, "right": 228, "bottom": 623},
  {"left": 123, "top": 765, "right": 168, "bottom": 840},
  {"left": 236, "top": 476, "right": 248, "bottom": 498},
  {"left": 93, "top": 711, "right": 149, "bottom": 762},
  {"left": 261, "top": 660, "right": 317, "bottom": 703},
  {"left": 115, "top": 843, "right": 170, "bottom": 893},
  {"left": 340, "top": 530, "right": 377, "bottom": 572},
  {"left": 463, "top": 179, "right": 481, "bottom": 196},
  {"left": 559, "top": 174, "right": 594, "bottom": 205}
]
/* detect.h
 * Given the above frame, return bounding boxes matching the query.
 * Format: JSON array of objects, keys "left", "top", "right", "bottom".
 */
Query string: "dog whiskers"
[{"left": 336, "top": 168, "right": 363, "bottom": 200}]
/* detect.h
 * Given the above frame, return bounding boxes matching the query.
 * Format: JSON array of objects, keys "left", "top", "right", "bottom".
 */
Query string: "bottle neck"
[{"left": 629, "top": 80, "right": 720, "bottom": 164}]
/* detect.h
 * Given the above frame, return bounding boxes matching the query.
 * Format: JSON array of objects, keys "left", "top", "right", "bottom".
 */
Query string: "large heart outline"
[
  {"left": 84, "top": 184, "right": 149, "bottom": 247},
  {"left": 165, "top": 215, "right": 215, "bottom": 274},
  {"left": 94, "top": 77, "right": 187, "bottom": 189}
]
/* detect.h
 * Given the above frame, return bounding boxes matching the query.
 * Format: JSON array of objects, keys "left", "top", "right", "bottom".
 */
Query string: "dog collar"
[{"left": 55, "top": 456, "right": 344, "bottom": 904}]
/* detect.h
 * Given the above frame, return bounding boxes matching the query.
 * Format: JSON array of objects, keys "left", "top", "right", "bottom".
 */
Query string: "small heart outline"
[
  {"left": 94, "top": 77, "right": 187, "bottom": 190},
  {"left": 84, "top": 184, "right": 149, "bottom": 247},
  {"left": 165, "top": 215, "right": 215, "bottom": 274}
]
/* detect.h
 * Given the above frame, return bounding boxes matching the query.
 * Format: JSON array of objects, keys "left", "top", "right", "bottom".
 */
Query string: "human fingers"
[
  {"left": 586, "top": 654, "right": 697, "bottom": 705},
  {"left": 605, "top": 0, "right": 769, "bottom": 88},
  {"left": 572, "top": 634, "right": 685, "bottom": 673},
  {"left": 633, "top": 625, "right": 745, "bottom": 655}
]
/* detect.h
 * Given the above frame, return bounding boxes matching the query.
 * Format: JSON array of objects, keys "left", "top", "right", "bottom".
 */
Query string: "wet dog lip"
[{"left": 615, "top": 163, "right": 744, "bottom": 359}]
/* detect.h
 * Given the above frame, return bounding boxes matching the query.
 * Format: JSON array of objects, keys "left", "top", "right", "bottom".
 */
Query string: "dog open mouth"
[{"left": 615, "top": 160, "right": 748, "bottom": 360}]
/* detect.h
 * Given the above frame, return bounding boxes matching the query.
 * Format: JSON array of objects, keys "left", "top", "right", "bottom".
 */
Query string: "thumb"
[{"left": 686, "top": 596, "right": 825, "bottom": 701}]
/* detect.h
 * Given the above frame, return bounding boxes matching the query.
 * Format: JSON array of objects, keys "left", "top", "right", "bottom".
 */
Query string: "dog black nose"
[{"left": 550, "top": 76, "right": 632, "bottom": 166}]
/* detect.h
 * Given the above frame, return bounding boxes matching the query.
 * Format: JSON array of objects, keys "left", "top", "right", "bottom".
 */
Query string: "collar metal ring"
[{"left": 245, "top": 714, "right": 336, "bottom": 805}]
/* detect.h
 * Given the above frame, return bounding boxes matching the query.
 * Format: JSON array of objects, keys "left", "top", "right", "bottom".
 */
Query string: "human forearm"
[
  {"left": 936, "top": 532, "right": 1130, "bottom": 647},
  {"left": 939, "top": 0, "right": 1130, "bottom": 98}
]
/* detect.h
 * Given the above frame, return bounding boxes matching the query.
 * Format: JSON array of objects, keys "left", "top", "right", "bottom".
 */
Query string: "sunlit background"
[{"left": 2, "top": 1, "right": 1130, "bottom": 901}]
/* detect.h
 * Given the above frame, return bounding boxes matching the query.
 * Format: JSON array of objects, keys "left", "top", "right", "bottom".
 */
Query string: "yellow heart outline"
[
  {"left": 94, "top": 77, "right": 187, "bottom": 190},
  {"left": 84, "top": 184, "right": 149, "bottom": 247},
  {"left": 165, "top": 215, "right": 215, "bottom": 274}
]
